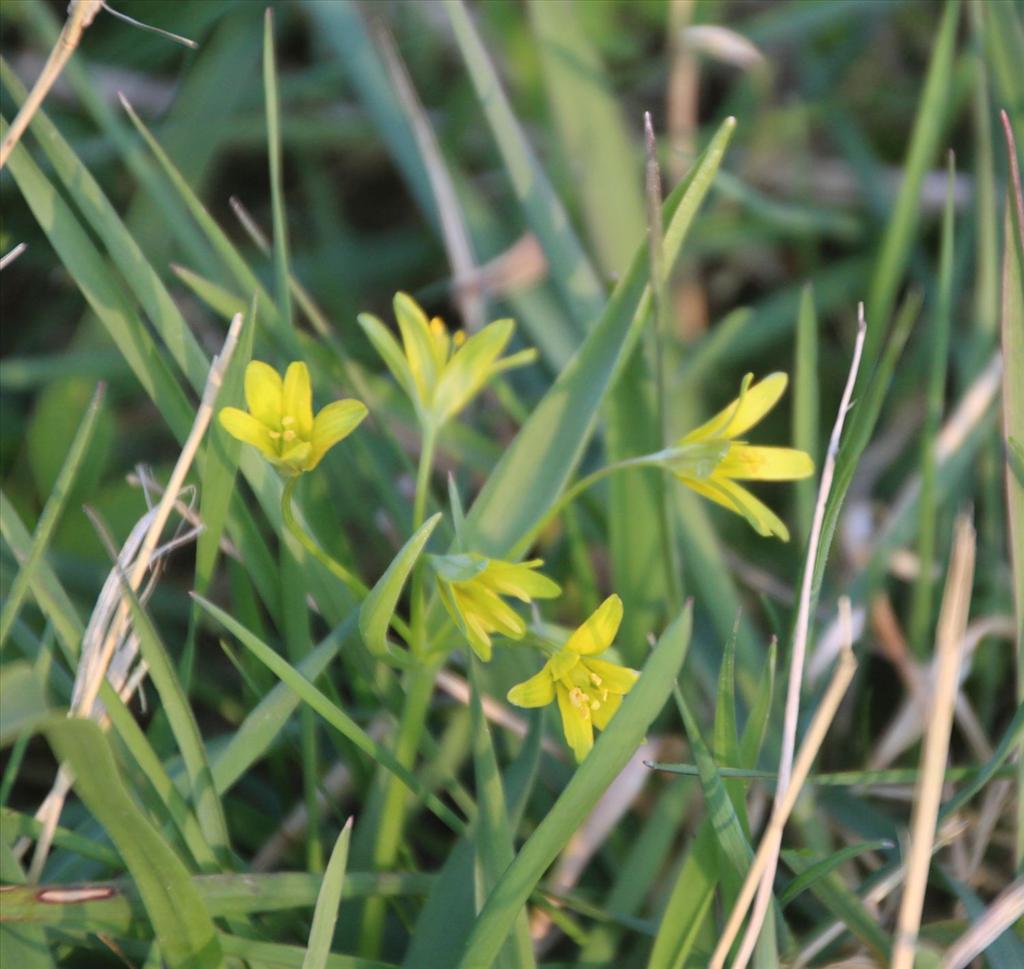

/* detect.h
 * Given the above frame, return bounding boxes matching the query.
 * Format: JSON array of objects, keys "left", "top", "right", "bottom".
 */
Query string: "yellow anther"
[
  {"left": 589, "top": 671, "right": 603, "bottom": 687},
  {"left": 453, "top": 330, "right": 466, "bottom": 347},
  {"left": 281, "top": 415, "right": 295, "bottom": 427},
  {"left": 429, "top": 317, "right": 447, "bottom": 337}
]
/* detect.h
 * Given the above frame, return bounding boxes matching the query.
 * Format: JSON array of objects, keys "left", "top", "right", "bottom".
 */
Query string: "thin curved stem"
[
  {"left": 509, "top": 455, "right": 663, "bottom": 560},
  {"left": 281, "top": 476, "right": 369, "bottom": 599}
]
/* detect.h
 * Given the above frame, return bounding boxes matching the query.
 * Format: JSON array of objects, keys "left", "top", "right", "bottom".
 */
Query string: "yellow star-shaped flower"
[
  {"left": 358, "top": 292, "right": 536, "bottom": 431},
  {"left": 507, "top": 595, "right": 638, "bottom": 762},
  {"left": 219, "top": 360, "right": 367, "bottom": 476},
  {"left": 673, "top": 373, "right": 814, "bottom": 541},
  {"left": 431, "top": 553, "right": 561, "bottom": 662}
]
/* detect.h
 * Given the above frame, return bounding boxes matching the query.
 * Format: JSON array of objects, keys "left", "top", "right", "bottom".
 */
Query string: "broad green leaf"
[
  {"left": 43, "top": 718, "right": 222, "bottom": 969},
  {"left": 456, "top": 605, "right": 693, "bottom": 969},
  {"left": 360, "top": 513, "right": 442, "bottom": 659}
]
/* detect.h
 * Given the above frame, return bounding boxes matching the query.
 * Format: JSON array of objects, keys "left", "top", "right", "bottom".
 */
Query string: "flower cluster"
[{"left": 218, "top": 291, "right": 812, "bottom": 762}]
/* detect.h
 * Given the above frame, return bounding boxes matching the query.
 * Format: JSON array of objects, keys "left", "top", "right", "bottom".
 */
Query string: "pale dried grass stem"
[{"left": 891, "top": 513, "right": 976, "bottom": 969}]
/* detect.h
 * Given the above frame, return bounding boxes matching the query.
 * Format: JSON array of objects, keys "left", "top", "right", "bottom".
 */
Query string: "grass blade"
[
  {"left": 43, "top": 717, "right": 222, "bottom": 969},
  {"left": 303, "top": 819, "right": 354, "bottom": 969},
  {"left": 0, "top": 384, "right": 104, "bottom": 651}
]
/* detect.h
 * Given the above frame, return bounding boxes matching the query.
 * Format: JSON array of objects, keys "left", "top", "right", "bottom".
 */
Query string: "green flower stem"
[
  {"left": 360, "top": 659, "right": 438, "bottom": 957},
  {"left": 281, "top": 476, "right": 370, "bottom": 599},
  {"left": 509, "top": 454, "right": 662, "bottom": 559},
  {"left": 363, "top": 428, "right": 438, "bottom": 957}
]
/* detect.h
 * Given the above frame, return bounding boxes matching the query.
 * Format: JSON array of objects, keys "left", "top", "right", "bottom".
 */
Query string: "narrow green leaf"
[
  {"left": 222, "top": 934, "right": 396, "bottom": 969},
  {"left": 909, "top": 153, "right": 956, "bottom": 653},
  {"left": 110, "top": 556, "right": 230, "bottom": 865},
  {"left": 469, "top": 662, "right": 535, "bottom": 969},
  {"left": 793, "top": 284, "right": 818, "bottom": 547},
  {"left": 863, "top": 0, "right": 960, "bottom": 366},
  {"left": 739, "top": 638, "right": 777, "bottom": 769},
  {"left": 264, "top": 8, "right": 293, "bottom": 330},
  {"left": 0, "top": 384, "right": 104, "bottom": 651},
  {"left": 43, "top": 718, "right": 222, "bottom": 969},
  {"left": 443, "top": 0, "right": 604, "bottom": 331},
  {"left": 360, "top": 513, "right": 442, "bottom": 659},
  {"left": 192, "top": 594, "right": 466, "bottom": 835},
  {"left": 457, "top": 605, "right": 693, "bottom": 969},
  {"left": 779, "top": 840, "right": 894, "bottom": 908},
  {"left": 303, "top": 819, "right": 354, "bottom": 969},
  {"left": 210, "top": 618, "right": 355, "bottom": 796},
  {"left": 0, "top": 491, "right": 82, "bottom": 655},
  {"left": 645, "top": 817, "right": 718, "bottom": 969}
]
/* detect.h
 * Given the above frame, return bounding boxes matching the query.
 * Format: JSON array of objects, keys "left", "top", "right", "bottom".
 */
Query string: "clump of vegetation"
[{"left": 1, "top": 1, "right": 1022, "bottom": 967}]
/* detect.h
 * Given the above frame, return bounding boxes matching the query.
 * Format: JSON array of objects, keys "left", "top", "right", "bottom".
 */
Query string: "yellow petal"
[
  {"left": 455, "top": 584, "right": 526, "bottom": 639},
  {"left": 310, "top": 399, "right": 368, "bottom": 469},
  {"left": 714, "top": 445, "right": 815, "bottom": 481},
  {"left": 556, "top": 683, "right": 594, "bottom": 762},
  {"left": 478, "top": 559, "right": 561, "bottom": 601},
  {"left": 548, "top": 648, "right": 579, "bottom": 681},
  {"left": 393, "top": 292, "right": 439, "bottom": 406},
  {"left": 432, "top": 318, "right": 514, "bottom": 424},
  {"left": 681, "top": 476, "right": 790, "bottom": 541},
  {"left": 507, "top": 667, "right": 555, "bottom": 708},
  {"left": 682, "top": 373, "right": 788, "bottom": 443},
  {"left": 282, "top": 362, "right": 314, "bottom": 438},
  {"left": 565, "top": 594, "right": 623, "bottom": 656},
  {"left": 583, "top": 658, "right": 640, "bottom": 695},
  {"left": 464, "top": 613, "right": 493, "bottom": 661},
  {"left": 591, "top": 692, "right": 622, "bottom": 731},
  {"left": 244, "top": 360, "right": 283, "bottom": 426},
  {"left": 219, "top": 407, "right": 277, "bottom": 460}
]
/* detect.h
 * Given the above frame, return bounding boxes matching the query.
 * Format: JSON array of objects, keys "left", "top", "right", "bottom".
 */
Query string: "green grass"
[{"left": 1, "top": 1, "right": 1022, "bottom": 967}]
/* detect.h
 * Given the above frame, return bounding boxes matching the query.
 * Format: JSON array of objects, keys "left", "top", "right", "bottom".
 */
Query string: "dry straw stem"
[
  {"left": 891, "top": 513, "right": 977, "bottom": 969},
  {"left": 940, "top": 875, "right": 1024, "bottom": 969},
  {"left": 0, "top": 0, "right": 102, "bottom": 170},
  {"left": 710, "top": 306, "right": 867, "bottom": 969},
  {"left": 71, "top": 311, "right": 244, "bottom": 721},
  {"left": 709, "top": 604, "right": 858, "bottom": 969}
]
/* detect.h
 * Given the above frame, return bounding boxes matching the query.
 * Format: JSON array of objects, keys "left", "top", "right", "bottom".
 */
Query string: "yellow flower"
[
  {"left": 507, "top": 595, "right": 638, "bottom": 762},
  {"left": 219, "top": 360, "right": 367, "bottom": 476},
  {"left": 358, "top": 292, "right": 537, "bottom": 430},
  {"left": 673, "top": 373, "right": 814, "bottom": 541},
  {"left": 431, "top": 553, "right": 561, "bottom": 662}
]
